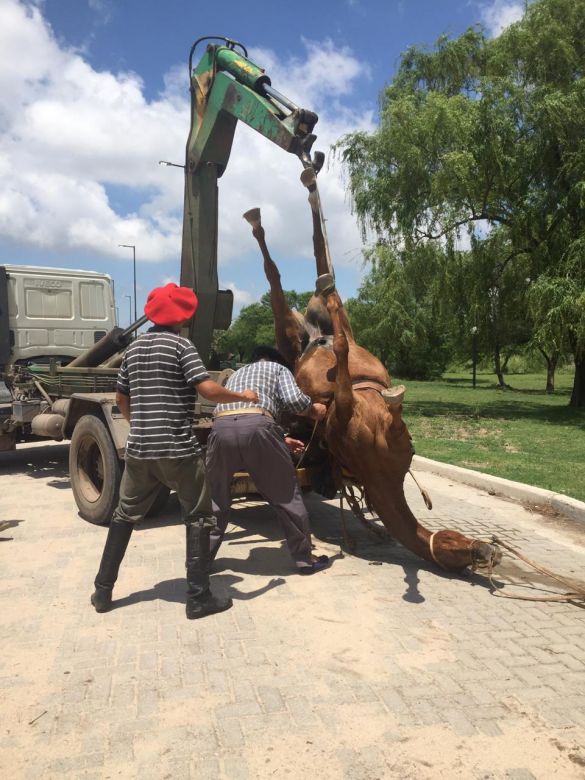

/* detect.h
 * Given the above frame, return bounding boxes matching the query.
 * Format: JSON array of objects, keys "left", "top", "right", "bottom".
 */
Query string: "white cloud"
[
  {"left": 222, "top": 282, "right": 255, "bottom": 309},
  {"left": 87, "top": 0, "right": 113, "bottom": 25},
  {"left": 0, "top": 0, "right": 373, "bottom": 303},
  {"left": 480, "top": 1, "right": 524, "bottom": 37},
  {"left": 217, "top": 40, "right": 374, "bottom": 275}
]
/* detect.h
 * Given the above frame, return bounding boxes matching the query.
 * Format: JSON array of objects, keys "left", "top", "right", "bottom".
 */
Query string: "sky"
[{"left": 0, "top": 0, "right": 525, "bottom": 328}]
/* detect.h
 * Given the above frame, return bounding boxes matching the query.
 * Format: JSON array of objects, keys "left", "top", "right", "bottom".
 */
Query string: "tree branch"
[{"left": 414, "top": 211, "right": 511, "bottom": 241}]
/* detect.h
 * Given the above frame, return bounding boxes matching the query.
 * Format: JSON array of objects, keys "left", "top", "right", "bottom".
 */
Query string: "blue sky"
[{"left": 0, "top": 0, "right": 524, "bottom": 327}]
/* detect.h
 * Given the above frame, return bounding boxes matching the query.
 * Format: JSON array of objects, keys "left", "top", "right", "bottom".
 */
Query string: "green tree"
[
  {"left": 346, "top": 242, "right": 453, "bottom": 379},
  {"left": 454, "top": 232, "right": 533, "bottom": 386},
  {"left": 528, "top": 275, "right": 582, "bottom": 392},
  {"left": 338, "top": 0, "right": 585, "bottom": 405},
  {"left": 217, "top": 290, "right": 312, "bottom": 362}
]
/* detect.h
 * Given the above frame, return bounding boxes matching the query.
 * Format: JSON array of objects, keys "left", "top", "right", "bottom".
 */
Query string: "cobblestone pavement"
[{"left": 1, "top": 442, "right": 585, "bottom": 779}]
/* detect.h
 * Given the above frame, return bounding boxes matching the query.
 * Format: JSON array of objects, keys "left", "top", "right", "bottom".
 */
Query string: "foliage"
[
  {"left": 452, "top": 231, "right": 533, "bottom": 383},
  {"left": 217, "top": 291, "right": 312, "bottom": 362},
  {"left": 337, "top": 0, "right": 585, "bottom": 405},
  {"left": 346, "top": 242, "right": 453, "bottom": 379}
]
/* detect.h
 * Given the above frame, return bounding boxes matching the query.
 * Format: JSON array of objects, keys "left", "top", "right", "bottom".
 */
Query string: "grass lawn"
[{"left": 395, "top": 369, "right": 585, "bottom": 502}]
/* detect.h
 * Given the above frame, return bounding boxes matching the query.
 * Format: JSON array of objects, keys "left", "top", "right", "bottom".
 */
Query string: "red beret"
[{"left": 144, "top": 283, "right": 198, "bottom": 326}]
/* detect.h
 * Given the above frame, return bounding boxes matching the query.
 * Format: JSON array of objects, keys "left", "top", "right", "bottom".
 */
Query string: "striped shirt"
[
  {"left": 215, "top": 360, "right": 312, "bottom": 418},
  {"left": 117, "top": 327, "right": 209, "bottom": 459}
]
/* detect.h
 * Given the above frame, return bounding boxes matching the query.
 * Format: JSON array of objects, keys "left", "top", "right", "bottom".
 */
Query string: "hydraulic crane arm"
[{"left": 181, "top": 38, "right": 320, "bottom": 364}]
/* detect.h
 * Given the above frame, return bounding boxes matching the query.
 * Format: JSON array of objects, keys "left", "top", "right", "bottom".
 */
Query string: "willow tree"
[
  {"left": 346, "top": 241, "right": 453, "bottom": 379},
  {"left": 338, "top": 0, "right": 585, "bottom": 406}
]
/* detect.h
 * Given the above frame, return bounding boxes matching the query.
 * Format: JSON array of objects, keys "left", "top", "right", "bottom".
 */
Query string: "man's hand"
[
  {"left": 197, "top": 380, "right": 258, "bottom": 405},
  {"left": 115, "top": 391, "right": 131, "bottom": 423},
  {"left": 240, "top": 389, "right": 259, "bottom": 403},
  {"left": 309, "top": 402, "right": 327, "bottom": 421},
  {"left": 284, "top": 436, "right": 305, "bottom": 455}
]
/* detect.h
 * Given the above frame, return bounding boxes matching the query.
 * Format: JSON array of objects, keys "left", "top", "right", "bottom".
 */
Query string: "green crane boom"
[{"left": 180, "top": 37, "right": 319, "bottom": 363}]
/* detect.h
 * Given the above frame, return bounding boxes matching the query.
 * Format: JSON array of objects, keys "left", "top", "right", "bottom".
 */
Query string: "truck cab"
[{"left": 0, "top": 265, "right": 116, "bottom": 367}]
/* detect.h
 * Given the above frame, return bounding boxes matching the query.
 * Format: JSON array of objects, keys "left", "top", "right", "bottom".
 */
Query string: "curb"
[{"left": 412, "top": 455, "right": 585, "bottom": 525}]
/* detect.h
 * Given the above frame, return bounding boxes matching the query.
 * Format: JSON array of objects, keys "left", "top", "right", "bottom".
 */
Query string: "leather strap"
[{"left": 352, "top": 380, "right": 388, "bottom": 392}]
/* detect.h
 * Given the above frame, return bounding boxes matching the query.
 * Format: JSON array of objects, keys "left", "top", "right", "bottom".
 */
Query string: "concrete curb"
[{"left": 412, "top": 455, "right": 585, "bottom": 525}]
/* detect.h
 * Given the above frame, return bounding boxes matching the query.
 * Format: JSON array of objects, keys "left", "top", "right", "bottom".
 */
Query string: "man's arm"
[
  {"left": 116, "top": 391, "right": 131, "bottom": 423},
  {"left": 178, "top": 340, "right": 258, "bottom": 405},
  {"left": 196, "top": 379, "right": 258, "bottom": 405},
  {"left": 115, "top": 353, "right": 131, "bottom": 422},
  {"left": 277, "top": 367, "right": 327, "bottom": 420}
]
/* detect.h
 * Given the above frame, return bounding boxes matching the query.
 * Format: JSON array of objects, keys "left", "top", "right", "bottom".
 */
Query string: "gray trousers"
[
  {"left": 113, "top": 453, "right": 213, "bottom": 525},
  {"left": 205, "top": 414, "right": 313, "bottom": 562}
]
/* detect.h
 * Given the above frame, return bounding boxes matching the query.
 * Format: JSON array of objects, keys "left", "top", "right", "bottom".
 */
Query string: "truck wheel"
[{"left": 69, "top": 414, "right": 121, "bottom": 525}]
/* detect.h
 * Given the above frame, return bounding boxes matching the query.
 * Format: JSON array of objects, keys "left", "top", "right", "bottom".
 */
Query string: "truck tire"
[{"left": 69, "top": 414, "right": 121, "bottom": 525}]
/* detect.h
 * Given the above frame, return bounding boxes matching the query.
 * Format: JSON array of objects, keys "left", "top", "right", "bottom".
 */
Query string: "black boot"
[
  {"left": 185, "top": 519, "right": 232, "bottom": 620},
  {"left": 91, "top": 518, "right": 133, "bottom": 613}
]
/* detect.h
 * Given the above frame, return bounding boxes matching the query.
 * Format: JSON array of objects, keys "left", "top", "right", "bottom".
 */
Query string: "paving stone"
[
  {"left": 215, "top": 719, "right": 245, "bottom": 748},
  {"left": 2, "top": 443, "right": 585, "bottom": 778},
  {"left": 442, "top": 707, "right": 477, "bottom": 737},
  {"left": 190, "top": 758, "right": 221, "bottom": 779},
  {"left": 256, "top": 685, "right": 285, "bottom": 713},
  {"left": 215, "top": 700, "right": 263, "bottom": 719},
  {"left": 475, "top": 718, "right": 504, "bottom": 737},
  {"left": 286, "top": 695, "right": 321, "bottom": 726}
]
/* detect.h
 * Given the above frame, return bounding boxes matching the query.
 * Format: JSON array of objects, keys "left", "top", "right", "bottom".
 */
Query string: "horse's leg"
[
  {"left": 310, "top": 207, "right": 331, "bottom": 278},
  {"left": 250, "top": 225, "right": 306, "bottom": 368},
  {"left": 326, "top": 291, "right": 355, "bottom": 429},
  {"left": 329, "top": 288, "right": 355, "bottom": 342},
  {"left": 302, "top": 174, "right": 355, "bottom": 341}
]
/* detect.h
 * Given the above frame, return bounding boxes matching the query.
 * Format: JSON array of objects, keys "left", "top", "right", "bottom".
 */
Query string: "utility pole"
[
  {"left": 124, "top": 295, "right": 132, "bottom": 327},
  {"left": 119, "top": 244, "right": 137, "bottom": 321}
]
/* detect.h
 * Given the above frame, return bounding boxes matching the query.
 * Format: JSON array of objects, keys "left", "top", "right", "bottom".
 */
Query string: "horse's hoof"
[
  {"left": 382, "top": 385, "right": 405, "bottom": 406},
  {"left": 316, "top": 273, "right": 336, "bottom": 296},
  {"left": 312, "top": 151, "right": 325, "bottom": 174},
  {"left": 242, "top": 207, "right": 261, "bottom": 227}
]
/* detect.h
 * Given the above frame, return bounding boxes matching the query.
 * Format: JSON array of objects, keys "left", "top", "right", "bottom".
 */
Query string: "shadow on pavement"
[
  {"left": 0, "top": 518, "right": 25, "bottom": 542},
  {"left": 112, "top": 572, "right": 286, "bottom": 610},
  {"left": 0, "top": 443, "right": 69, "bottom": 482},
  {"left": 89, "top": 478, "right": 501, "bottom": 605},
  {"left": 302, "top": 494, "right": 501, "bottom": 604},
  {"left": 140, "top": 492, "right": 499, "bottom": 604}
]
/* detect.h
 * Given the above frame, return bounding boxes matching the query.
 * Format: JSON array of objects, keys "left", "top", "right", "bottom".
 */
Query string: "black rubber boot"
[
  {"left": 90, "top": 518, "right": 133, "bottom": 613},
  {"left": 185, "top": 519, "right": 232, "bottom": 620}
]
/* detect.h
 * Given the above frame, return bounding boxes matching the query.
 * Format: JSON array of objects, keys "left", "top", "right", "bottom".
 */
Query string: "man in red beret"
[{"left": 90, "top": 283, "right": 259, "bottom": 620}]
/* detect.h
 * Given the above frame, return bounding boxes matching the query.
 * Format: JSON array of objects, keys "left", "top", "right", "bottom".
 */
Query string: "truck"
[
  {"left": 0, "top": 264, "right": 116, "bottom": 368},
  {"left": 0, "top": 36, "right": 324, "bottom": 525}
]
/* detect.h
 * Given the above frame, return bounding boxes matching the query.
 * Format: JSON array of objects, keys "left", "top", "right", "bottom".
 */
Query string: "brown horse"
[{"left": 243, "top": 194, "right": 501, "bottom": 574}]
